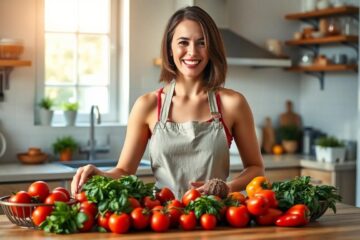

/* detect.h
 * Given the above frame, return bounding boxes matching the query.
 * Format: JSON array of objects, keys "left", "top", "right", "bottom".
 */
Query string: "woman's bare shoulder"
[
  {"left": 216, "top": 87, "right": 247, "bottom": 110},
  {"left": 133, "top": 90, "right": 159, "bottom": 113}
]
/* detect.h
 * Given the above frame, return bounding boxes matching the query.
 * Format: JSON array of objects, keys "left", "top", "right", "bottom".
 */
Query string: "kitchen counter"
[
  {"left": 0, "top": 203, "right": 359, "bottom": 239},
  {"left": 0, "top": 154, "right": 356, "bottom": 183}
]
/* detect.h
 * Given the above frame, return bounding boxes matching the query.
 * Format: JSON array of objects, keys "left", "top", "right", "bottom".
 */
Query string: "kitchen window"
[{"left": 37, "top": 0, "right": 125, "bottom": 125}]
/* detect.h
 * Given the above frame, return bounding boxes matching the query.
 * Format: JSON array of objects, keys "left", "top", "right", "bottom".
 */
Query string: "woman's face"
[{"left": 171, "top": 19, "right": 209, "bottom": 81}]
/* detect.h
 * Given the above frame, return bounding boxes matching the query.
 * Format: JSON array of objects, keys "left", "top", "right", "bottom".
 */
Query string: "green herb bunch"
[
  {"left": 315, "top": 136, "right": 344, "bottom": 147},
  {"left": 185, "top": 195, "right": 224, "bottom": 219},
  {"left": 40, "top": 202, "right": 87, "bottom": 234},
  {"left": 82, "top": 175, "right": 154, "bottom": 214},
  {"left": 272, "top": 176, "right": 342, "bottom": 220}
]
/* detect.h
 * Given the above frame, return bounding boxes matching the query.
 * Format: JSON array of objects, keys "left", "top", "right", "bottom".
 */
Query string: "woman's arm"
[
  {"left": 71, "top": 93, "right": 156, "bottom": 195},
  {"left": 222, "top": 90, "right": 265, "bottom": 192}
]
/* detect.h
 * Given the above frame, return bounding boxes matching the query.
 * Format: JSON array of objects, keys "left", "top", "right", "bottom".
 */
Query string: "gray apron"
[{"left": 149, "top": 80, "right": 230, "bottom": 199}]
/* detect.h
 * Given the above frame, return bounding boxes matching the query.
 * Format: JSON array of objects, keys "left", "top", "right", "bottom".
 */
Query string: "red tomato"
[
  {"left": 108, "top": 212, "right": 130, "bottom": 234},
  {"left": 255, "top": 208, "right": 283, "bottom": 226},
  {"left": 80, "top": 201, "right": 98, "bottom": 217},
  {"left": 156, "top": 187, "right": 175, "bottom": 204},
  {"left": 130, "top": 207, "right": 150, "bottom": 230},
  {"left": 166, "top": 199, "right": 184, "bottom": 227},
  {"left": 228, "top": 192, "right": 246, "bottom": 204},
  {"left": 32, "top": 206, "right": 53, "bottom": 226},
  {"left": 128, "top": 197, "right": 141, "bottom": 209},
  {"left": 182, "top": 189, "right": 201, "bottom": 206},
  {"left": 27, "top": 181, "right": 50, "bottom": 203},
  {"left": 97, "top": 211, "right": 112, "bottom": 231},
  {"left": 151, "top": 211, "right": 170, "bottom": 232},
  {"left": 285, "top": 204, "right": 310, "bottom": 224},
  {"left": 226, "top": 205, "right": 250, "bottom": 228},
  {"left": 200, "top": 213, "right": 217, "bottom": 230},
  {"left": 152, "top": 205, "right": 164, "bottom": 212},
  {"left": 79, "top": 209, "right": 95, "bottom": 232},
  {"left": 275, "top": 213, "right": 308, "bottom": 227},
  {"left": 44, "top": 191, "right": 68, "bottom": 204},
  {"left": 143, "top": 196, "right": 161, "bottom": 210},
  {"left": 246, "top": 196, "right": 269, "bottom": 216},
  {"left": 53, "top": 187, "right": 71, "bottom": 201},
  {"left": 9, "top": 191, "right": 32, "bottom": 218},
  {"left": 254, "top": 190, "right": 278, "bottom": 208},
  {"left": 179, "top": 211, "right": 197, "bottom": 231},
  {"left": 75, "top": 191, "right": 88, "bottom": 203}
]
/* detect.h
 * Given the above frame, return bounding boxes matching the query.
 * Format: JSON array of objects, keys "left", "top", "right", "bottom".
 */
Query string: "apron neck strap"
[
  {"left": 208, "top": 90, "right": 221, "bottom": 122},
  {"left": 160, "top": 80, "right": 176, "bottom": 123}
]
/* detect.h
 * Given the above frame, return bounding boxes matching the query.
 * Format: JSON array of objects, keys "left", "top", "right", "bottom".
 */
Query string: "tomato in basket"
[{"left": 9, "top": 191, "right": 32, "bottom": 218}]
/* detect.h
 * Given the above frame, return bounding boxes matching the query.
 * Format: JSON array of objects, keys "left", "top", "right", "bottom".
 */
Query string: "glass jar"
[{"left": 327, "top": 18, "right": 341, "bottom": 36}]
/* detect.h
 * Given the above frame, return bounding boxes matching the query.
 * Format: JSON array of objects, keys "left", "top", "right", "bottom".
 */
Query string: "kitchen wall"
[{"left": 0, "top": 0, "right": 359, "bottom": 202}]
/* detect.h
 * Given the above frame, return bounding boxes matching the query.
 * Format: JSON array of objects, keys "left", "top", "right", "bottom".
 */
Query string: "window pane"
[
  {"left": 45, "top": 0, "right": 77, "bottom": 32},
  {"left": 45, "top": 87, "right": 76, "bottom": 109},
  {"left": 78, "top": 35, "right": 109, "bottom": 85},
  {"left": 78, "top": 87, "right": 109, "bottom": 113},
  {"left": 45, "top": 33, "right": 76, "bottom": 84},
  {"left": 78, "top": 0, "right": 110, "bottom": 33}
]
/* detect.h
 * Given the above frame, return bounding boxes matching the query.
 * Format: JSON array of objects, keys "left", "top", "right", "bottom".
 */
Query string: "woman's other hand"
[
  {"left": 71, "top": 164, "right": 102, "bottom": 196},
  {"left": 189, "top": 181, "right": 205, "bottom": 194}
]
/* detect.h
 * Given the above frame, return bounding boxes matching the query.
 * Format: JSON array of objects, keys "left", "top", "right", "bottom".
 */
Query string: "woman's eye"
[
  {"left": 198, "top": 41, "right": 205, "bottom": 47},
  {"left": 178, "top": 41, "right": 188, "bottom": 46}
]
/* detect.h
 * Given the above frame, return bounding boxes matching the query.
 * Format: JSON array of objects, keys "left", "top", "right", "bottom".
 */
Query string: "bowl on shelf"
[
  {"left": 17, "top": 147, "right": 48, "bottom": 164},
  {"left": 0, "top": 38, "right": 24, "bottom": 60}
]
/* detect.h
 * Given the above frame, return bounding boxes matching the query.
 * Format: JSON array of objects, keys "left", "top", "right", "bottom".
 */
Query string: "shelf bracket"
[
  {"left": 304, "top": 71, "right": 325, "bottom": 90},
  {"left": 0, "top": 67, "right": 14, "bottom": 102}
]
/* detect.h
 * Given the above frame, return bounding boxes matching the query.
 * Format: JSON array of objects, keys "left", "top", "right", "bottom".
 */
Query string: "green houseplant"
[
  {"left": 52, "top": 136, "right": 78, "bottom": 161},
  {"left": 315, "top": 136, "right": 345, "bottom": 163},
  {"left": 62, "top": 102, "right": 79, "bottom": 126},
  {"left": 38, "top": 97, "right": 55, "bottom": 125},
  {"left": 278, "top": 125, "right": 300, "bottom": 154}
]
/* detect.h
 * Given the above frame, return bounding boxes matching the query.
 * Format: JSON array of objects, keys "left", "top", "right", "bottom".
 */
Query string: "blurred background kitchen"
[{"left": 0, "top": 0, "right": 359, "bottom": 205}]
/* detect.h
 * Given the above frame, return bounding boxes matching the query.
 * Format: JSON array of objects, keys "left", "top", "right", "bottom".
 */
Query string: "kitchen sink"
[{"left": 58, "top": 159, "right": 150, "bottom": 169}]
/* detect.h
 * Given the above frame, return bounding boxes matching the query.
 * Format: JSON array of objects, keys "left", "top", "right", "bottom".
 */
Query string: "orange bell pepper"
[{"left": 246, "top": 176, "right": 271, "bottom": 198}]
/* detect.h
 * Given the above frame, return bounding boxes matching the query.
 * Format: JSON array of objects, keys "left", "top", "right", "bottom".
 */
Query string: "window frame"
[{"left": 36, "top": 0, "right": 120, "bottom": 125}]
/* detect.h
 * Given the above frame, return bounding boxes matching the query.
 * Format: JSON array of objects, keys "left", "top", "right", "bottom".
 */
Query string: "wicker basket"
[{"left": 0, "top": 195, "right": 76, "bottom": 228}]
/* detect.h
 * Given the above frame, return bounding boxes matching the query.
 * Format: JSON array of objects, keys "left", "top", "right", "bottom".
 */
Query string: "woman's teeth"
[{"left": 183, "top": 60, "right": 200, "bottom": 65}]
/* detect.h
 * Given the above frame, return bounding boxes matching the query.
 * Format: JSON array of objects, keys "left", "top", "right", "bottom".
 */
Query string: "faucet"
[
  {"left": 89, "top": 105, "right": 101, "bottom": 161},
  {"left": 79, "top": 105, "right": 110, "bottom": 160}
]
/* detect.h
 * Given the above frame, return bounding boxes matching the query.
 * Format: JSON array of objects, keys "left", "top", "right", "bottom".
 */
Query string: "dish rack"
[{"left": 0, "top": 195, "right": 76, "bottom": 228}]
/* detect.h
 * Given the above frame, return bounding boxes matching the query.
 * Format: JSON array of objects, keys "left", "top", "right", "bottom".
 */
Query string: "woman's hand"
[
  {"left": 189, "top": 181, "right": 205, "bottom": 193},
  {"left": 71, "top": 164, "right": 102, "bottom": 196}
]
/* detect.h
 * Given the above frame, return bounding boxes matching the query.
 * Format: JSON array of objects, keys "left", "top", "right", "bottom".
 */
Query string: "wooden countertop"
[{"left": 0, "top": 203, "right": 359, "bottom": 240}]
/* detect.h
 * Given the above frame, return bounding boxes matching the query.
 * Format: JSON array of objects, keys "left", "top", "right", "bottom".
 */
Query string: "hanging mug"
[{"left": 0, "top": 131, "right": 6, "bottom": 158}]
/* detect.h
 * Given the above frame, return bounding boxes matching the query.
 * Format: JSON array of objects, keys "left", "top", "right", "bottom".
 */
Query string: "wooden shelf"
[
  {"left": 0, "top": 59, "right": 32, "bottom": 67},
  {"left": 286, "top": 35, "right": 358, "bottom": 46},
  {"left": 287, "top": 64, "right": 358, "bottom": 72},
  {"left": 285, "top": 6, "right": 359, "bottom": 20}
]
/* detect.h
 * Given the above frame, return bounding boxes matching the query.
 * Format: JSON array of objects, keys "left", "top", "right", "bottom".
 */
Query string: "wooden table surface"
[{"left": 0, "top": 203, "right": 360, "bottom": 240}]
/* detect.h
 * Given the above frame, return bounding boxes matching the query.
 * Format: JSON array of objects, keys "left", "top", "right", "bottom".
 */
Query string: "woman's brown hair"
[{"left": 159, "top": 6, "right": 227, "bottom": 89}]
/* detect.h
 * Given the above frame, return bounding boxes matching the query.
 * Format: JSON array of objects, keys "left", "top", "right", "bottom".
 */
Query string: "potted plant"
[
  {"left": 278, "top": 125, "right": 300, "bottom": 154},
  {"left": 315, "top": 136, "right": 345, "bottom": 163},
  {"left": 52, "top": 136, "right": 78, "bottom": 161},
  {"left": 38, "top": 97, "right": 55, "bottom": 125},
  {"left": 62, "top": 102, "right": 79, "bottom": 126}
]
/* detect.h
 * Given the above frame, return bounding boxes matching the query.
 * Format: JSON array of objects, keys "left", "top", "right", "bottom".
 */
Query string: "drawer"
[{"left": 300, "top": 168, "right": 332, "bottom": 186}]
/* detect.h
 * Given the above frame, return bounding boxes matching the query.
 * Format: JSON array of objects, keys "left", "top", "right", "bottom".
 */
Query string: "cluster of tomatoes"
[
  {"left": 8, "top": 181, "right": 71, "bottom": 226},
  {"left": 9, "top": 177, "right": 310, "bottom": 234}
]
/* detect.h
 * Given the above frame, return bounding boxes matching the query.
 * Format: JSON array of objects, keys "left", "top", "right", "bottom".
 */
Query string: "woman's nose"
[{"left": 187, "top": 43, "right": 197, "bottom": 56}]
